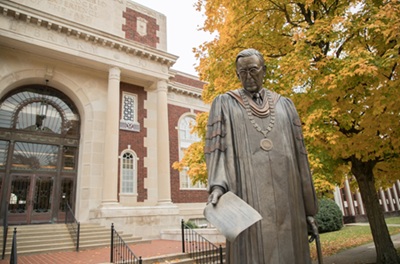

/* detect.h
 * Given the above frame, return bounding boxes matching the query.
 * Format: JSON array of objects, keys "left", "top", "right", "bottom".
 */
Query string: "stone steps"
[{"left": 1, "top": 223, "right": 141, "bottom": 256}]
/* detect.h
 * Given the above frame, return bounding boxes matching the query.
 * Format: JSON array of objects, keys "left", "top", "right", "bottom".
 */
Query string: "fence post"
[
  {"left": 2, "top": 202, "right": 8, "bottom": 260},
  {"left": 219, "top": 244, "right": 223, "bottom": 264},
  {"left": 65, "top": 199, "right": 70, "bottom": 225},
  {"left": 181, "top": 219, "right": 185, "bottom": 253},
  {"left": 76, "top": 222, "right": 80, "bottom": 252},
  {"left": 1, "top": 226, "right": 6, "bottom": 260},
  {"left": 110, "top": 223, "right": 114, "bottom": 263},
  {"left": 10, "top": 228, "right": 17, "bottom": 264},
  {"left": 64, "top": 199, "right": 67, "bottom": 224}
]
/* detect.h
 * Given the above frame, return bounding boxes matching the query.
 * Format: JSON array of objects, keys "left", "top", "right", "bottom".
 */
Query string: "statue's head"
[{"left": 235, "top": 48, "right": 266, "bottom": 94}]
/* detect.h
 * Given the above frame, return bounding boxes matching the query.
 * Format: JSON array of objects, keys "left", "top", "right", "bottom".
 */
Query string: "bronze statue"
[{"left": 205, "top": 48, "right": 318, "bottom": 263}]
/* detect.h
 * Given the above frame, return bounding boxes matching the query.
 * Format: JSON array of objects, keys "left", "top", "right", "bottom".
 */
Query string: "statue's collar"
[{"left": 227, "top": 88, "right": 280, "bottom": 117}]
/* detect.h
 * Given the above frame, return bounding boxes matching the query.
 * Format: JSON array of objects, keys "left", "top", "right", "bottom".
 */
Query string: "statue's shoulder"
[
  {"left": 226, "top": 89, "right": 241, "bottom": 101},
  {"left": 266, "top": 89, "right": 280, "bottom": 98},
  {"left": 211, "top": 89, "right": 240, "bottom": 103},
  {"left": 226, "top": 89, "right": 240, "bottom": 96},
  {"left": 263, "top": 88, "right": 281, "bottom": 105}
]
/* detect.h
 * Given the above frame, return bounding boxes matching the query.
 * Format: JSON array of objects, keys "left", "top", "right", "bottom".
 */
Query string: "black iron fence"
[
  {"left": 1, "top": 202, "right": 8, "bottom": 260},
  {"left": 110, "top": 223, "right": 142, "bottom": 264},
  {"left": 10, "top": 228, "right": 17, "bottom": 264},
  {"left": 65, "top": 201, "right": 80, "bottom": 252},
  {"left": 181, "top": 220, "right": 223, "bottom": 263}
]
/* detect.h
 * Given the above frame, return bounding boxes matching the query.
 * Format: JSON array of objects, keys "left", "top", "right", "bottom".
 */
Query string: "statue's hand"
[
  {"left": 307, "top": 216, "right": 319, "bottom": 238},
  {"left": 207, "top": 187, "right": 224, "bottom": 205}
]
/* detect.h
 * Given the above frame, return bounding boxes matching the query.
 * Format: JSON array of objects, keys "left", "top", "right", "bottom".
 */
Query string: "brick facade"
[
  {"left": 168, "top": 104, "right": 208, "bottom": 203},
  {"left": 171, "top": 75, "right": 205, "bottom": 89},
  {"left": 122, "top": 7, "right": 159, "bottom": 48},
  {"left": 117, "top": 82, "right": 208, "bottom": 204},
  {"left": 119, "top": 82, "right": 148, "bottom": 202}
]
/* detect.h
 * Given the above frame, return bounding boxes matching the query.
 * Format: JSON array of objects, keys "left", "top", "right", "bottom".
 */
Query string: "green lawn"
[
  {"left": 385, "top": 216, "right": 400, "bottom": 225},
  {"left": 309, "top": 216, "right": 400, "bottom": 260}
]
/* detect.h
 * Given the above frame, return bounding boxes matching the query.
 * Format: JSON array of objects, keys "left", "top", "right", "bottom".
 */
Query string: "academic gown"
[{"left": 205, "top": 88, "right": 318, "bottom": 264}]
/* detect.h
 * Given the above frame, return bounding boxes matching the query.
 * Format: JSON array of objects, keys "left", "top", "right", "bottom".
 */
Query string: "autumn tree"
[{"left": 175, "top": 0, "right": 400, "bottom": 263}]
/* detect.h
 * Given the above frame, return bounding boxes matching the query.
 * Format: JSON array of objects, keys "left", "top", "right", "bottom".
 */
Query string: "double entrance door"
[
  {"left": 8, "top": 174, "right": 54, "bottom": 224},
  {"left": 7, "top": 174, "right": 74, "bottom": 225}
]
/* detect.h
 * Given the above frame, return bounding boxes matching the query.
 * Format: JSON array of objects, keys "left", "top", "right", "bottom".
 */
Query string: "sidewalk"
[
  {"left": 317, "top": 233, "right": 400, "bottom": 264},
  {"left": 1, "top": 228, "right": 400, "bottom": 264},
  {"left": 0, "top": 239, "right": 183, "bottom": 264},
  {"left": 314, "top": 224, "right": 400, "bottom": 264}
]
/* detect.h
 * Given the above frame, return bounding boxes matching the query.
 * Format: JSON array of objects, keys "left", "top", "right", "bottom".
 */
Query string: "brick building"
[{"left": 0, "top": 0, "right": 209, "bottom": 238}]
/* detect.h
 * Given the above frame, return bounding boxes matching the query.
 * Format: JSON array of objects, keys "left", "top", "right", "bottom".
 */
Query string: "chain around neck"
[{"left": 239, "top": 88, "right": 276, "bottom": 137}]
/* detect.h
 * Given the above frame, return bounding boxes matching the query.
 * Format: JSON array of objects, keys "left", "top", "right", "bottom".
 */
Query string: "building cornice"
[
  {"left": 0, "top": 2, "right": 178, "bottom": 68},
  {"left": 168, "top": 82, "right": 203, "bottom": 99}
]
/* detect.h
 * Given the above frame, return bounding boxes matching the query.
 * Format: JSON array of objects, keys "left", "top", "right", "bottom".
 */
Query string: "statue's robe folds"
[{"left": 205, "top": 88, "right": 318, "bottom": 264}]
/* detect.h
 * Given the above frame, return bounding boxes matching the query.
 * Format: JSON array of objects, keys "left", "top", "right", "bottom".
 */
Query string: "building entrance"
[
  {"left": 0, "top": 84, "right": 80, "bottom": 224},
  {"left": 8, "top": 174, "right": 54, "bottom": 224}
]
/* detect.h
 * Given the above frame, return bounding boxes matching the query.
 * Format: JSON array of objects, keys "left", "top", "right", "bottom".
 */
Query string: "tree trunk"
[{"left": 351, "top": 157, "right": 400, "bottom": 264}]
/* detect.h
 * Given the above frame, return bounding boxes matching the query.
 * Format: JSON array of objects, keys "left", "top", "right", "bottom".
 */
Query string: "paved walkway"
[
  {"left": 1, "top": 226, "right": 400, "bottom": 263},
  {"left": 0, "top": 240, "right": 183, "bottom": 264},
  {"left": 315, "top": 232, "right": 400, "bottom": 264}
]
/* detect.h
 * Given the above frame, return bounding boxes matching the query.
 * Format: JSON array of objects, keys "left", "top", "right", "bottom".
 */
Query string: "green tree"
[{"left": 177, "top": 0, "right": 400, "bottom": 262}]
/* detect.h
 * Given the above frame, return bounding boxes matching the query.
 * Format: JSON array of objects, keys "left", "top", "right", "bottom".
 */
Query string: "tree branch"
[
  {"left": 336, "top": 34, "right": 354, "bottom": 58},
  {"left": 335, "top": 118, "right": 363, "bottom": 137},
  {"left": 387, "top": 62, "right": 398, "bottom": 80},
  {"left": 297, "top": 3, "right": 314, "bottom": 25}
]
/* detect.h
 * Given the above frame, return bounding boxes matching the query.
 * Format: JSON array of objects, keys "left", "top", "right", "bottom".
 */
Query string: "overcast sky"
[{"left": 132, "top": 0, "right": 213, "bottom": 76}]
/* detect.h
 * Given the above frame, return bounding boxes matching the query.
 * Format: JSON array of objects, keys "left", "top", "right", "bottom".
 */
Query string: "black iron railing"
[
  {"left": 110, "top": 223, "right": 142, "bottom": 264},
  {"left": 1, "top": 202, "right": 8, "bottom": 260},
  {"left": 9, "top": 228, "right": 17, "bottom": 264},
  {"left": 65, "top": 201, "right": 80, "bottom": 252},
  {"left": 181, "top": 220, "right": 223, "bottom": 263}
]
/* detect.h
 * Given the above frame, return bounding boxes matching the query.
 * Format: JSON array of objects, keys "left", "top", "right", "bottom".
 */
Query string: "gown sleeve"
[
  {"left": 204, "top": 95, "right": 230, "bottom": 194},
  {"left": 283, "top": 97, "right": 318, "bottom": 216}
]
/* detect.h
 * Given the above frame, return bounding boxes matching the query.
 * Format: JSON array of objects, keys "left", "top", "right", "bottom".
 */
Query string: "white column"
[
  {"left": 101, "top": 66, "right": 120, "bottom": 205},
  {"left": 387, "top": 188, "right": 395, "bottom": 212},
  {"left": 156, "top": 80, "right": 172, "bottom": 205},
  {"left": 397, "top": 180, "right": 400, "bottom": 196},
  {"left": 355, "top": 190, "right": 365, "bottom": 215},
  {"left": 379, "top": 188, "right": 388, "bottom": 212},
  {"left": 396, "top": 180, "right": 400, "bottom": 210},
  {"left": 333, "top": 186, "right": 345, "bottom": 215},
  {"left": 344, "top": 177, "right": 355, "bottom": 215},
  {"left": 392, "top": 183, "right": 400, "bottom": 211}
]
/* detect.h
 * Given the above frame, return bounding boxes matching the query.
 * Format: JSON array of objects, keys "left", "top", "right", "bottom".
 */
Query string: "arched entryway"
[{"left": 0, "top": 84, "right": 80, "bottom": 224}]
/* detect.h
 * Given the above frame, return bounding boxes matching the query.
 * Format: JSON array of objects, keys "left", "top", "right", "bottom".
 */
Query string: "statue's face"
[{"left": 236, "top": 55, "right": 266, "bottom": 94}]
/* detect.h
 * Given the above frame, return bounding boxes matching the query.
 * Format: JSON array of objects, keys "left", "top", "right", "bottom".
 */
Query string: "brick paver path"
[{"left": 0, "top": 240, "right": 183, "bottom": 264}]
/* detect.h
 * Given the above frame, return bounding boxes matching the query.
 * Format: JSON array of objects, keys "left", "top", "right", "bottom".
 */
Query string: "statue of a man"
[{"left": 205, "top": 48, "right": 318, "bottom": 263}]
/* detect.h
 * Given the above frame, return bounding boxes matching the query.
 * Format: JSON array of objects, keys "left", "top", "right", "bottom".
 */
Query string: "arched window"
[
  {"left": 120, "top": 150, "right": 137, "bottom": 195},
  {"left": 0, "top": 85, "right": 80, "bottom": 224},
  {"left": 178, "top": 115, "right": 205, "bottom": 189}
]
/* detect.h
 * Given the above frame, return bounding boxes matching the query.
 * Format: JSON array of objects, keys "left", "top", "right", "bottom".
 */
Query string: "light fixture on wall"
[{"left": 39, "top": 100, "right": 48, "bottom": 119}]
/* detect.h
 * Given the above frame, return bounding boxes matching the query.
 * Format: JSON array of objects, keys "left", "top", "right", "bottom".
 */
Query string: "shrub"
[
  {"left": 184, "top": 220, "right": 199, "bottom": 229},
  {"left": 315, "top": 198, "right": 343, "bottom": 233}
]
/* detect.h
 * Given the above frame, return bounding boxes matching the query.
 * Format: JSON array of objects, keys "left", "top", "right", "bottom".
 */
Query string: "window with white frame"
[
  {"left": 178, "top": 115, "right": 206, "bottom": 189},
  {"left": 120, "top": 150, "right": 137, "bottom": 194},
  {"left": 120, "top": 92, "right": 140, "bottom": 132}
]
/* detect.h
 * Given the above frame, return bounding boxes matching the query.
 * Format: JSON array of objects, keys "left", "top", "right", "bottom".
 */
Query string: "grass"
[
  {"left": 309, "top": 216, "right": 400, "bottom": 260},
  {"left": 385, "top": 217, "right": 400, "bottom": 225}
]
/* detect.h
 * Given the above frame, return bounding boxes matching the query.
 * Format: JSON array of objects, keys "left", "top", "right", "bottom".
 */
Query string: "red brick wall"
[
  {"left": 171, "top": 74, "right": 205, "bottom": 89},
  {"left": 119, "top": 82, "right": 147, "bottom": 202},
  {"left": 122, "top": 8, "right": 159, "bottom": 48},
  {"left": 168, "top": 104, "right": 208, "bottom": 203}
]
